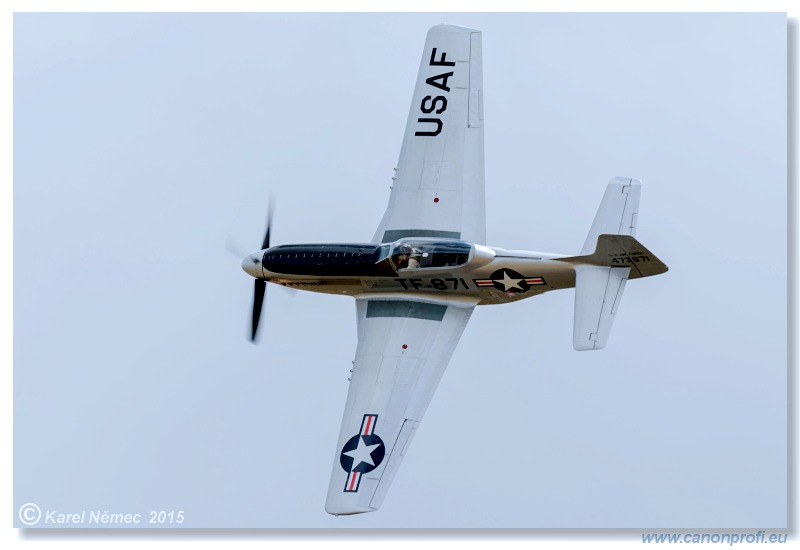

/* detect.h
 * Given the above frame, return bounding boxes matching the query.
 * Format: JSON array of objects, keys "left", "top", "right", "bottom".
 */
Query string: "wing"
[
  {"left": 325, "top": 297, "right": 475, "bottom": 515},
  {"left": 372, "top": 24, "right": 485, "bottom": 245}
]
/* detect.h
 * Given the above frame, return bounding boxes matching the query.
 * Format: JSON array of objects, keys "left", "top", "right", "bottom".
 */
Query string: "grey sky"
[{"left": 13, "top": 12, "right": 787, "bottom": 528}]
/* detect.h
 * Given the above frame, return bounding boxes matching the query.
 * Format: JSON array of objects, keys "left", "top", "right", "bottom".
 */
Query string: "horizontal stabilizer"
[
  {"left": 573, "top": 265, "right": 629, "bottom": 351},
  {"left": 567, "top": 177, "right": 667, "bottom": 351},
  {"left": 580, "top": 177, "right": 640, "bottom": 255}
]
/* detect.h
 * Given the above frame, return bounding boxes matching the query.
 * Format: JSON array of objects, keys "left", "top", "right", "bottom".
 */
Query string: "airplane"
[{"left": 241, "top": 24, "right": 667, "bottom": 515}]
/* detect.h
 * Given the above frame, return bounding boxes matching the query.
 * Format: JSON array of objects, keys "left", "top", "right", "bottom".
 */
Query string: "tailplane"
[
  {"left": 558, "top": 178, "right": 667, "bottom": 351},
  {"left": 580, "top": 177, "right": 640, "bottom": 255}
]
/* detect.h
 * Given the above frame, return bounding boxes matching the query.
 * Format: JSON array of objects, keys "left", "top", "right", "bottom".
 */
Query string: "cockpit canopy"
[
  {"left": 386, "top": 239, "right": 472, "bottom": 271},
  {"left": 262, "top": 239, "right": 472, "bottom": 277}
]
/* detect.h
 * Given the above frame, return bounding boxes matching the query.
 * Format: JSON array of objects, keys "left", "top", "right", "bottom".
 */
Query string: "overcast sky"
[{"left": 13, "top": 12, "right": 787, "bottom": 528}]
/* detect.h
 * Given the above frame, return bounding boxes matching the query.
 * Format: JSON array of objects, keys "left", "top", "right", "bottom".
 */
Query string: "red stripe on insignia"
[
  {"left": 348, "top": 472, "right": 358, "bottom": 491},
  {"left": 525, "top": 278, "right": 543, "bottom": 284},
  {"left": 364, "top": 415, "right": 373, "bottom": 435}
]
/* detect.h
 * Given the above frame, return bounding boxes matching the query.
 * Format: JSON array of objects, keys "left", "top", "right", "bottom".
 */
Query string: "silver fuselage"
[{"left": 242, "top": 240, "right": 576, "bottom": 306}]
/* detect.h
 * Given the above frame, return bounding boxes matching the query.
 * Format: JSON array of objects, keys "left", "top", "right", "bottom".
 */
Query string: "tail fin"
[
  {"left": 561, "top": 178, "right": 667, "bottom": 351},
  {"left": 560, "top": 234, "right": 669, "bottom": 280}
]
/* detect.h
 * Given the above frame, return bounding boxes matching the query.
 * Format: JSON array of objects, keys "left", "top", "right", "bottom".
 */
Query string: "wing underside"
[
  {"left": 325, "top": 298, "right": 474, "bottom": 515},
  {"left": 372, "top": 24, "right": 485, "bottom": 245},
  {"left": 326, "top": 24, "right": 483, "bottom": 516}
]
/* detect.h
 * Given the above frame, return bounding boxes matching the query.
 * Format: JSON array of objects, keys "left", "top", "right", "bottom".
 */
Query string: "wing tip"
[
  {"left": 429, "top": 23, "right": 480, "bottom": 34},
  {"left": 325, "top": 505, "right": 377, "bottom": 517},
  {"left": 609, "top": 176, "right": 642, "bottom": 188},
  {"left": 573, "top": 341, "right": 605, "bottom": 351}
]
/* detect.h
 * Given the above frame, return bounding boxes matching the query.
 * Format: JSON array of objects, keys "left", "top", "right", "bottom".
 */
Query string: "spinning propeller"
[{"left": 243, "top": 201, "right": 274, "bottom": 343}]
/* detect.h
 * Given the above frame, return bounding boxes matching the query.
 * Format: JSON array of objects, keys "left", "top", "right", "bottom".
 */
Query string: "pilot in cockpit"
[{"left": 395, "top": 245, "right": 421, "bottom": 270}]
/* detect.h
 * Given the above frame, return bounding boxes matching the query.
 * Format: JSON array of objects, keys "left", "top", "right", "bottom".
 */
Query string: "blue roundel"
[
  {"left": 489, "top": 268, "right": 531, "bottom": 293},
  {"left": 339, "top": 434, "right": 385, "bottom": 474}
]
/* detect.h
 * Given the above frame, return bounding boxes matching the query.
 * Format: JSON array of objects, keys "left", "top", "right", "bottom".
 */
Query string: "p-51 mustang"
[{"left": 241, "top": 24, "right": 667, "bottom": 515}]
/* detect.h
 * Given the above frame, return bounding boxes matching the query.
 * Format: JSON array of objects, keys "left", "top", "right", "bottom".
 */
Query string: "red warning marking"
[{"left": 433, "top": 197, "right": 440, "bottom": 203}]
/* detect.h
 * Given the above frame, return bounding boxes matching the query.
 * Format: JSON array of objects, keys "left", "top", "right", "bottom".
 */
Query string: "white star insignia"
[
  {"left": 344, "top": 436, "right": 382, "bottom": 471},
  {"left": 494, "top": 271, "right": 524, "bottom": 291}
]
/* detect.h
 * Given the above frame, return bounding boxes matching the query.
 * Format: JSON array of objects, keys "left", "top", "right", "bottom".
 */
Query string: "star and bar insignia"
[
  {"left": 340, "top": 414, "right": 386, "bottom": 493},
  {"left": 473, "top": 269, "right": 545, "bottom": 294}
]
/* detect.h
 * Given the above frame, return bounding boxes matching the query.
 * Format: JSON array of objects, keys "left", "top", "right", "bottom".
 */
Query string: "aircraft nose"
[{"left": 241, "top": 253, "right": 264, "bottom": 279}]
